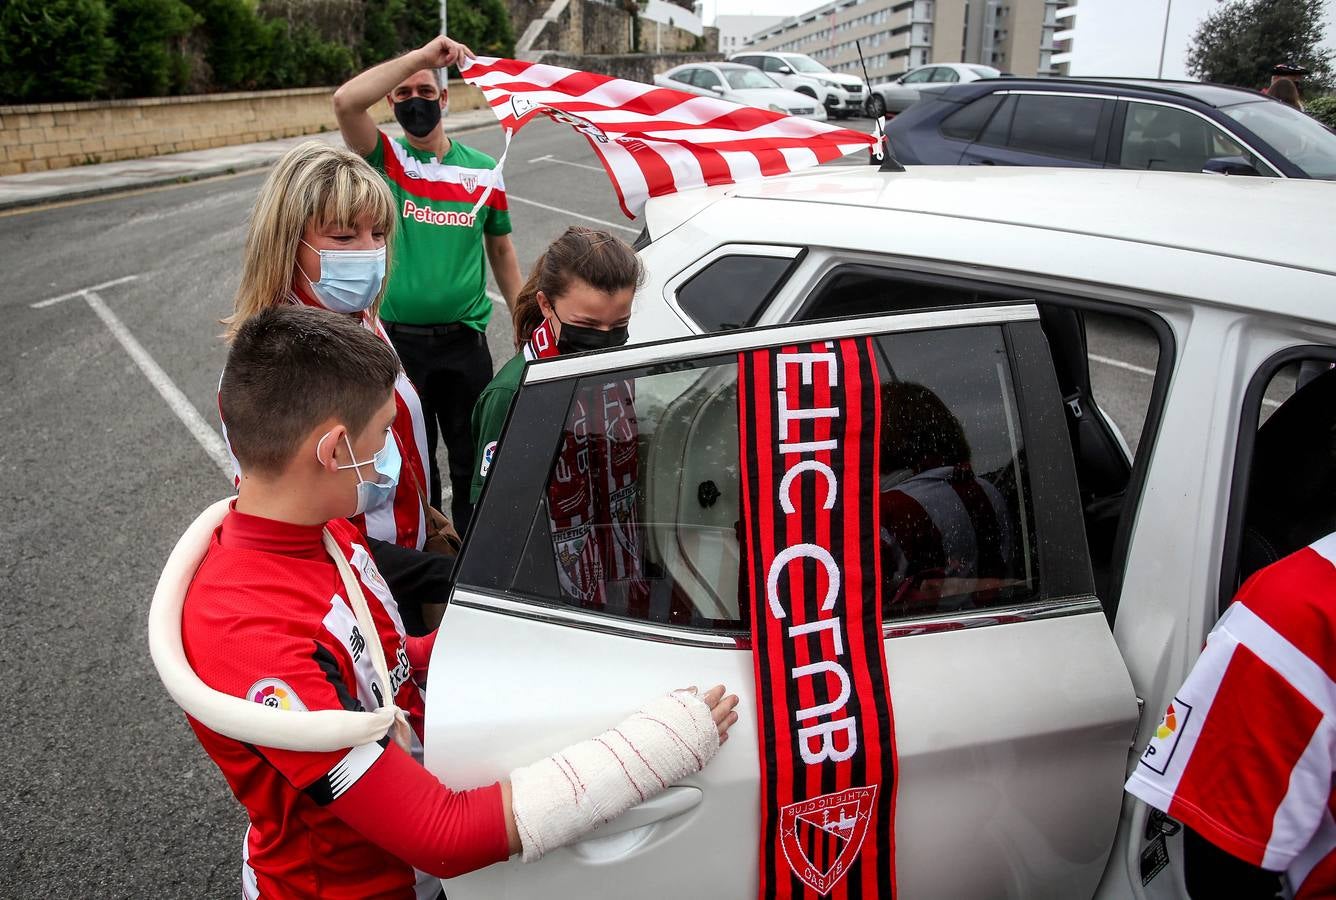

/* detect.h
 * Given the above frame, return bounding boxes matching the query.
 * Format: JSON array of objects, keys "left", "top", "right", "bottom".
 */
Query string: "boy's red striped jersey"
[
  {"left": 1126, "top": 532, "right": 1336, "bottom": 898},
  {"left": 181, "top": 508, "right": 464, "bottom": 899}
]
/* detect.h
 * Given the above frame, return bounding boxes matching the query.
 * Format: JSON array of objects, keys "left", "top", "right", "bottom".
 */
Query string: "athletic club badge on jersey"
[{"left": 779, "top": 786, "right": 878, "bottom": 895}]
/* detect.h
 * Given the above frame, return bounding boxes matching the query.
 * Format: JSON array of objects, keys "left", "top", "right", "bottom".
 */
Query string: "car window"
[
  {"left": 497, "top": 325, "right": 1040, "bottom": 631},
  {"left": 672, "top": 68, "right": 697, "bottom": 85},
  {"left": 794, "top": 266, "right": 1172, "bottom": 619},
  {"left": 1224, "top": 100, "right": 1336, "bottom": 180},
  {"left": 1004, "top": 94, "right": 1106, "bottom": 161},
  {"left": 784, "top": 55, "right": 828, "bottom": 74},
  {"left": 930, "top": 68, "right": 959, "bottom": 83},
  {"left": 724, "top": 68, "right": 777, "bottom": 90},
  {"left": 677, "top": 254, "right": 801, "bottom": 332},
  {"left": 1220, "top": 350, "right": 1336, "bottom": 610},
  {"left": 940, "top": 94, "right": 1004, "bottom": 140},
  {"left": 761, "top": 56, "right": 786, "bottom": 73},
  {"left": 978, "top": 94, "right": 1017, "bottom": 145},
  {"left": 695, "top": 68, "right": 722, "bottom": 90},
  {"left": 902, "top": 67, "right": 935, "bottom": 84},
  {"left": 1119, "top": 102, "right": 1255, "bottom": 173}
]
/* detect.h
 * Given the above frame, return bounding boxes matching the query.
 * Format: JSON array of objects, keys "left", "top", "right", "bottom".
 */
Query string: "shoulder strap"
[{"left": 322, "top": 529, "right": 412, "bottom": 753}]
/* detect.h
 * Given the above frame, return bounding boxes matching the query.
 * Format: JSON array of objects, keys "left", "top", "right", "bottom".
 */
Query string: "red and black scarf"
[{"left": 738, "top": 338, "right": 898, "bottom": 898}]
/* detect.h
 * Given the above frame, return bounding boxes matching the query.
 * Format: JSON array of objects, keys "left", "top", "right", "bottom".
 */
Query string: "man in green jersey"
[{"left": 334, "top": 37, "right": 523, "bottom": 532}]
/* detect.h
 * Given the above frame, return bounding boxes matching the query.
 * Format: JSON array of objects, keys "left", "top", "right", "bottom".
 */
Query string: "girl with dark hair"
[{"left": 469, "top": 226, "right": 643, "bottom": 505}]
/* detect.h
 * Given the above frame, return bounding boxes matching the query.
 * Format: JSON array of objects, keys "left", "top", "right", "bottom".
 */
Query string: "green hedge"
[
  {"left": 1307, "top": 94, "right": 1336, "bottom": 130},
  {"left": 0, "top": 0, "right": 513, "bottom": 104}
]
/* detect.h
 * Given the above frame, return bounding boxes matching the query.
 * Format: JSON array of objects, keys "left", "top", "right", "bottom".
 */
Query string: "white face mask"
[{"left": 301, "top": 240, "right": 386, "bottom": 314}]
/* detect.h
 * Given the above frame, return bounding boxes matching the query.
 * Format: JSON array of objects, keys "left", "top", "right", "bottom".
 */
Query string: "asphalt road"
[{"left": 0, "top": 118, "right": 1172, "bottom": 897}]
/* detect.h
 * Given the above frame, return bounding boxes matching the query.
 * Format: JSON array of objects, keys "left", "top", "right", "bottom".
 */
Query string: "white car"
[
  {"left": 426, "top": 166, "right": 1336, "bottom": 898},
  {"left": 653, "top": 62, "right": 827, "bottom": 120},
  {"left": 729, "top": 51, "right": 866, "bottom": 118},
  {"left": 866, "top": 62, "right": 1002, "bottom": 118}
]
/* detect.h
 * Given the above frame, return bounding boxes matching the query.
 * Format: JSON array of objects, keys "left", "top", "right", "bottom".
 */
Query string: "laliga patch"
[
  {"left": 1139, "top": 697, "right": 1192, "bottom": 775},
  {"left": 247, "top": 678, "right": 307, "bottom": 711},
  {"left": 480, "top": 441, "right": 497, "bottom": 477},
  {"left": 779, "top": 786, "right": 877, "bottom": 895}
]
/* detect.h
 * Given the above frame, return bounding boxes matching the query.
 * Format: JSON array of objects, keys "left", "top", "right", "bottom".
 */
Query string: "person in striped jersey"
[
  {"left": 1125, "top": 533, "right": 1336, "bottom": 899},
  {"left": 334, "top": 36, "right": 524, "bottom": 536},
  {"left": 878, "top": 381, "right": 1018, "bottom": 611},
  {"left": 222, "top": 141, "right": 450, "bottom": 635}
]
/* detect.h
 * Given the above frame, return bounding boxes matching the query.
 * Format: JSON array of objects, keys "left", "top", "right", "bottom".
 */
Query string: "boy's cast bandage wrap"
[{"left": 508, "top": 690, "right": 720, "bottom": 862}]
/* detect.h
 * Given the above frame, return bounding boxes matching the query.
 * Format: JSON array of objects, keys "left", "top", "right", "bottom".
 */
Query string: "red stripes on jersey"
[
  {"left": 1126, "top": 534, "right": 1336, "bottom": 896},
  {"left": 459, "top": 56, "right": 876, "bottom": 219},
  {"left": 378, "top": 133, "right": 510, "bottom": 211},
  {"left": 738, "top": 339, "right": 897, "bottom": 899}
]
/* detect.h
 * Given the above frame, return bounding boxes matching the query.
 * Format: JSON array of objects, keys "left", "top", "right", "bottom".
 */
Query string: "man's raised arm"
[{"left": 333, "top": 37, "right": 473, "bottom": 157}]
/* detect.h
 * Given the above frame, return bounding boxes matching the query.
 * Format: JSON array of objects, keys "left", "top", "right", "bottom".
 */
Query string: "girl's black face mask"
[
  {"left": 555, "top": 317, "right": 630, "bottom": 354},
  {"left": 393, "top": 97, "right": 442, "bottom": 138}
]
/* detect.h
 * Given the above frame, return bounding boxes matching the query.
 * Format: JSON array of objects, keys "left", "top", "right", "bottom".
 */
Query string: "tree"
[
  {"left": 105, "top": 0, "right": 200, "bottom": 98},
  {"left": 1187, "top": 0, "right": 1334, "bottom": 92},
  {"left": 0, "top": 0, "right": 115, "bottom": 102}
]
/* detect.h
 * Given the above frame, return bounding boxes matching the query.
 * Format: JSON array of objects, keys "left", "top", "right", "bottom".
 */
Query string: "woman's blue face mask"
[{"left": 301, "top": 240, "right": 386, "bottom": 314}]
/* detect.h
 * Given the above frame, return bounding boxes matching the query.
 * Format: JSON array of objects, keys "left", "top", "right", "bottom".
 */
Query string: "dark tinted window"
[
  {"left": 1006, "top": 94, "right": 1106, "bottom": 160},
  {"left": 501, "top": 327, "right": 1038, "bottom": 631},
  {"left": 1119, "top": 102, "right": 1252, "bottom": 173},
  {"left": 940, "top": 94, "right": 1004, "bottom": 140},
  {"left": 672, "top": 68, "right": 697, "bottom": 84},
  {"left": 761, "top": 56, "right": 786, "bottom": 73},
  {"left": 677, "top": 254, "right": 798, "bottom": 332},
  {"left": 695, "top": 68, "right": 723, "bottom": 89},
  {"left": 978, "top": 94, "right": 1016, "bottom": 145}
]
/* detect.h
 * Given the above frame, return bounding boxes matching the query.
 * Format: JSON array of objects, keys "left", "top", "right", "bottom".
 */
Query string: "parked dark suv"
[{"left": 884, "top": 78, "right": 1336, "bottom": 179}]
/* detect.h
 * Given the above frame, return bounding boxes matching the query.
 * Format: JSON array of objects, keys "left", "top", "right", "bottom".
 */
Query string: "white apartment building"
[
  {"left": 743, "top": 0, "right": 1061, "bottom": 82},
  {"left": 714, "top": 14, "right": 787, "bottom": 56}
]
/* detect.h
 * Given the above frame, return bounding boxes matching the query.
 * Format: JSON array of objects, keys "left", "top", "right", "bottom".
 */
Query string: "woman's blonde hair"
[{"left": 225, "top": 141, "right": 396, "bottom": 339}]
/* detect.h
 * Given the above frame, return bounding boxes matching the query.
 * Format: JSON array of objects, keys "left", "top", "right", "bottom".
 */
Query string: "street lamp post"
[
  {"left": 1156, "top": 0, "right": 1173, "bottom": 79},
  {"left": 440, "top": 0, "right": 451, "bottom": 116}
]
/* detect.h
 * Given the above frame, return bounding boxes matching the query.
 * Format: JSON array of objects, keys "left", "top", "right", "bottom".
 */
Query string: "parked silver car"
[{"left": 866, "top": 62, "right": 1001, "bottom": 118}]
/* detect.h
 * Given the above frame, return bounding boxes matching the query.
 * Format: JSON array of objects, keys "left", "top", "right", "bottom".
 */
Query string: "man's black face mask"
[{"left": 394, "top": 97, "right": 442, "bottom": 138}]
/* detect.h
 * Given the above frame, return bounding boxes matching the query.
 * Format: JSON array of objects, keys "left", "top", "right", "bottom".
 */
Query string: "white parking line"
[
  {"left": 527, "top": 154, "right": 606, "bottom": 174},
  {"left": 507, "top": 194, "right": 638, "bottom": 234},
  {"left": 1091, "top": 351, "right": 1280, "bottom": 408},
  {"left": 30, "top": 275, "right": 140, "bottom": 308},
  {"left": 34, "top": 276, "right": 234, "bottom": 481}
]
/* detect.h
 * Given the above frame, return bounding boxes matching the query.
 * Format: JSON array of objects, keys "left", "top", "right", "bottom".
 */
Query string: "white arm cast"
[
  {"left": 508, "top": 690, "right": 721, "bottom": 862},
  {"left": 147, "top": 498, "right": 398, "bottom": 751}
]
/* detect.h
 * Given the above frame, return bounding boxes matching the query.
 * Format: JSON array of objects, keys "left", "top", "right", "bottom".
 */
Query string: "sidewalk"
[{"left": 0, "top": 107, "right": 499, "bottom": 212}]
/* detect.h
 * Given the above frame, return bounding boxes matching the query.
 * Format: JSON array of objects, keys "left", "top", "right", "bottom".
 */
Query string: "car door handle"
[
  {"left": 581, "top": 785, "right": 703, "bottom": 840},
  {"left": 979, "top": 159, "right": 996, "bottom": 165}
]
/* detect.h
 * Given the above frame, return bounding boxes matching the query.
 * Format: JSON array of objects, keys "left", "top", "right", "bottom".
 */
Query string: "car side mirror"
[
  {"left": 1202, "top": 156, "right": 1261, "bottom": 176},
  {"left": 777, "top": 65, "right": 793, "bottom": 75},
  {"left": 708, "top": 84, "right": 724, "bottom": 94}
]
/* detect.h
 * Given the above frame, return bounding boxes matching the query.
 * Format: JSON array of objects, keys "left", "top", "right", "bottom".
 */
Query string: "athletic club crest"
[
  {"left": 460, "top": 173, "right": 479, "bottom": 193},
  {"left": 778, "top": 785, "right": 878, "bottom": 895}
]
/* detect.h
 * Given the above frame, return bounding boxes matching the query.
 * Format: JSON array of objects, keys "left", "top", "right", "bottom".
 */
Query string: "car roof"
[
  {"left": 960, "top": 76, "right": 1268, "bottom": 108},
  {"left": 647, "top": 166, "right": 1336, "bottom": 279}
]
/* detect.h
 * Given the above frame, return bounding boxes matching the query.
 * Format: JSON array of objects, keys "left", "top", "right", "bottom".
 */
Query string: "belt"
[{"left": 383, "top": 321, "right": 472, "bottom": 336}]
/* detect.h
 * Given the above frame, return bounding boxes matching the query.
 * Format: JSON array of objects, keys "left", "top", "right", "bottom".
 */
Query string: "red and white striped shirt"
[
  {"left": 221, "top": 298, "right": 430, "bottom": 550},
  {"left": 1126, "top": 532, "right": 1336, "bottom": 897}
]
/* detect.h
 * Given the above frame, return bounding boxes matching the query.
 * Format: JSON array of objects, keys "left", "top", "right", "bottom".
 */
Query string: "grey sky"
[{"left": 702, "top": 0, "right": 821, "bottom": 22}]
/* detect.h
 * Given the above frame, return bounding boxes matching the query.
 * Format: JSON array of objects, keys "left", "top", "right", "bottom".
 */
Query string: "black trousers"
[{"left": 384, "top": 323, "right": 493, "bottom": 534}]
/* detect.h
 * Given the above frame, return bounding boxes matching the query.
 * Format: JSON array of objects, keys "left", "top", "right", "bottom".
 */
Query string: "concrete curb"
[{"left": 0, "top": 111, "right": 499, "bottom": 213}]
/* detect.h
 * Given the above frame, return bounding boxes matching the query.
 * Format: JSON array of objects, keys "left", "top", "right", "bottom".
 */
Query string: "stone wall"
[
  {"left": 515, "top": 0, "right": 633, "bottom": 57},
  {"left": 0, "top": 81, "right": 486, "bottom": 176},
  {"left": 533, "top": 51, "right": 723, "bottom": 85}
]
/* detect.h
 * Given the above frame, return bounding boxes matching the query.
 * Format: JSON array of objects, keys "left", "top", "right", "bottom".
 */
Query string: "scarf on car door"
[{"left": 737, "top": 337, "right": 898, "bottom": 899}]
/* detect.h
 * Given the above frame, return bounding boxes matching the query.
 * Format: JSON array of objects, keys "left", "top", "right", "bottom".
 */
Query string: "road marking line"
[
  {"left": 1091, "top": 350, "right": 1281, "bottom": 407},
  {"left": 82, "top": 290, "right": 233, "bottom": 481},
  {"left": 31, "top": 275, "right": 141, "bottom": 308},
  {"left": 1089, "top": 353, "right": 1156, "bottom": 377},
  {"left": 507, "top": 194, "right": 638, "bottom": 234},
  {"left": 527, "top": 154, "right": 606, "bottom": 174}
]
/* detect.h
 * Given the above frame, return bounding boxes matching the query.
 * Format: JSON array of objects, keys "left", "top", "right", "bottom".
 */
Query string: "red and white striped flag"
[{"left": 459, "top": 56, "right": 878, "bottom": 219}]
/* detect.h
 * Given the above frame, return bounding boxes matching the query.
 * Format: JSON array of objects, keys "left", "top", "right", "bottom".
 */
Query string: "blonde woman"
[{"left": 223, "top": 140, "right": 448, "bottom": 634}]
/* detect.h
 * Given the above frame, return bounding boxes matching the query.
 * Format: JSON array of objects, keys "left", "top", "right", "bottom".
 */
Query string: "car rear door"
[
  {"left": 425, "top": 305, "right": 1139, "bottom": 899},
  {"left": 961, "top": 91, "right": 1114, "bottom": 168}
]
